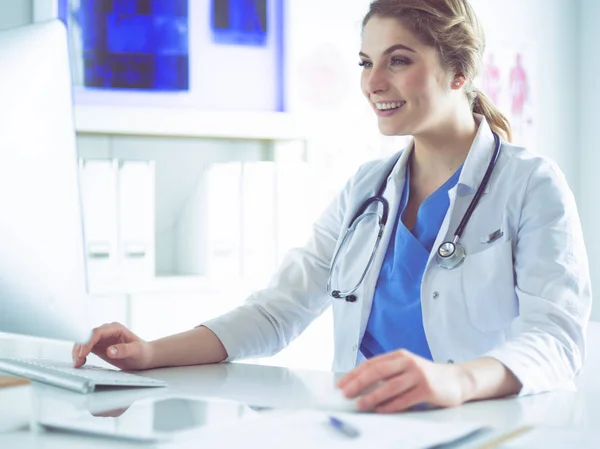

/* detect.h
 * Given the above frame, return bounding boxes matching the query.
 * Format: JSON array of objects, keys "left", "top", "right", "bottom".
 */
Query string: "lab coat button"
[
  {"left": 432, "top": 291, "right": 440, "bottom": 299},
  {"left": 447, "top": 359, "right": 454, "bottom": 364},
  {"left": 352, "top": 345, "right": 357, "bottom": 351}
]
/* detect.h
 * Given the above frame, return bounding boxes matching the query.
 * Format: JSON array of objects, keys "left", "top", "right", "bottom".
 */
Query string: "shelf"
[
  {"left": 74, "top": 105, "right": 307, "bottom": 141},
  {"left": 87, "top": 275, "right": 256, "bottom": 297}
]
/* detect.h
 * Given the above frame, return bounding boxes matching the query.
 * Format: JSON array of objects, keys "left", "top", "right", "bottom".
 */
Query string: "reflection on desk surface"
[
  {"left": 141, "top": 362, "right": 359, "bottom": 412},
  {"left": 3, "top": 360, "right": 600, "bottom": 449},
  {"left": 38, "top": 396, "right": 260, "bottom": 443},
  {"left": 27, "top": 362, "right": 358, "bottom": 415}
]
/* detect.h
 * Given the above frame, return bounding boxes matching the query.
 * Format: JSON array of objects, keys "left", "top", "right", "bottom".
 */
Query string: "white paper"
[{"left": 190, "top": 409, "right": 486, "bottom": 449}]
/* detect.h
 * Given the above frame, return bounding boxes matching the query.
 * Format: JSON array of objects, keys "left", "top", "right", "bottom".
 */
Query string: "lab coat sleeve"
[
  {"left": 201, "top": 165, "right": 369, "bottom": 361},
  {"left": 484, "top": 159, "right": 592, "bottom": 396}
]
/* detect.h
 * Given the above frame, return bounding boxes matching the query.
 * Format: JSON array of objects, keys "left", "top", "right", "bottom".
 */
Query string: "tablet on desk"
[{"left": 37, "top": 396, "right": 261, "bottom": 443}]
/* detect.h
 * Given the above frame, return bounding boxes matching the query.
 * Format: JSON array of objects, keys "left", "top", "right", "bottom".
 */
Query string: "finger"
[
  {"left": 71, "top": 344, "right": 80, "bottom": 365},
  {"left": 356, "top": 371, "right": 419, "bottom": 411},
  {"left": 73, "top": 356, "right": 87, "bottom": 368},
  {"left": 338, "top": 350, "right": 410, "bottom": 389},
  {"left": 340, "top": 351, "right": 413, "bottom": 398},
  {"left": 72, "top": 344, "right": 87, "bottom": 368},
  {"left": 375, "top": 385, "right": 427, "bottom": 414},
  {"left": 106, "top": 342, "right": 137, "bottom": 361},
  {"left": 77, "top": 327, "right": 107, "bottom": 359},
  {"left": 78, "top": 340, "right": 99, "bottom": 360},
  {"left": 79, "top": 323, "right": 123, "bottom": 359}
]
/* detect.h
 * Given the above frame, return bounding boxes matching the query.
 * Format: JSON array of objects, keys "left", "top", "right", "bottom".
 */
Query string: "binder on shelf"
[
  {"left": 78, "top": 159, "right": 119, "bottom": 282},
  {"left": 118, "top": 160, "right": 156, "bottom": 281},
  {"left": 205, "top": 162, "right": 243, "bottom": 279},
  {"left": 174, "top": 176, "right": 205, "bottom": 275}
]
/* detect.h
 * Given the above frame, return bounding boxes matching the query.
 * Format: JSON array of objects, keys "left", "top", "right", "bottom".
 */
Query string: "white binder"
[
  {"left": 205, "top": 162, "right": 243, "bottom": 279},
  {"left": 173, "top": 176, "right": 206, "bottom": 276},
  {"left": 118, "top": 160, "right": 156, "bottom": 281},
  {"left": 79, "top": 159, "right": 119, "bottom": 283}
]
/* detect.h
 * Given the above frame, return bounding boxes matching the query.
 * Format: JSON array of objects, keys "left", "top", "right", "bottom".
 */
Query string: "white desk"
[
  {"left": 0, "top": 360, "right": 599, "bottom": 448},
  {"left": 4, "top": 321, "right": 600, "bottom": 448}
]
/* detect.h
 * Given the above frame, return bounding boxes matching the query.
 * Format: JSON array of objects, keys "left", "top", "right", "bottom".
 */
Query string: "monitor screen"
[{"left": 0, "top": 20, "right": 91, "bottom": 343}]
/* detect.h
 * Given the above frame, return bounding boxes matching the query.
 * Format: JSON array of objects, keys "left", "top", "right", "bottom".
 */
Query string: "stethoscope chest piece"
[{"left": 436, "top": 241, "right": 466, "bottom": 270}]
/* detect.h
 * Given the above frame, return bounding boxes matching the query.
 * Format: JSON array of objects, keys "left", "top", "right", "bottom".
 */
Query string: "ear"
[{"left": 452, "top": 73, "right": 467, "bottom": 90}]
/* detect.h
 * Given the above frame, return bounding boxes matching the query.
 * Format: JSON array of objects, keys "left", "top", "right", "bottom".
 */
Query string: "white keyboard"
[{"left": 0, "top": 358, "right": 167, "bottom": 394}]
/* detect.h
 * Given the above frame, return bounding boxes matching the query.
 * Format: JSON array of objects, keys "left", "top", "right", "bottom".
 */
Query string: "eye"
[
  {"left": 358, "top": 60, "right": 373, "bottom": 68},
  {"left": 391, "top": 57, "right": 411, "bottom": 66}
]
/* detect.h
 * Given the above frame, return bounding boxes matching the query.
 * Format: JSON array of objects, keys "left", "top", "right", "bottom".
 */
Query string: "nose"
[{"left": 365, "top": 66, "right": 389, "bottom": 95}]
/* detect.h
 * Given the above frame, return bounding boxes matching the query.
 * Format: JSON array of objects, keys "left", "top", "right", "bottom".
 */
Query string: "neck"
[{"left": 411, "top": 114, "right": 478, "bottom": 180}]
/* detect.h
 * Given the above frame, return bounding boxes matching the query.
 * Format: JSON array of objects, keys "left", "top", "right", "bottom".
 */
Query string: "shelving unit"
[{"left": 74, "top": 106, "right": 307, "bottom": 141}]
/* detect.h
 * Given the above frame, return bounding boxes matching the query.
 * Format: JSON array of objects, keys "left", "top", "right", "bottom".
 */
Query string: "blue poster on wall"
[
  {"left": 60, "top": 0, "right": 285, "bottom": 112},
  {"left": 211, "top": 0, "right": 268, "bottom": 47},
  {"left": 73, "top": 0, "right": 189, "bottom": 91}
]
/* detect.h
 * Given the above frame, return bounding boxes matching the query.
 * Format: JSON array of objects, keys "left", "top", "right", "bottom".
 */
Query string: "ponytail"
[{"left": 472, "top": 89, "right": 513, "bottom": 143}]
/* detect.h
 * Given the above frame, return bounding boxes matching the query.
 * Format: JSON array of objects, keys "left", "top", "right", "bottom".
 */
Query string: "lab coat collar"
[
  {"left": 385, "top": 137, "right": 413, "bottom": 190},
  {"left": 457, "top": 114, "right": 498, "bottom": 194},
  {"left": 386, "top": 114, "right": 498, "bottom": 195}
]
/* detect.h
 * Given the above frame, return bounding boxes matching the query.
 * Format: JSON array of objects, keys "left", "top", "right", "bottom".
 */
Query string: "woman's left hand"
[{"left": 337, "top": 349, "right": 471, "bottom": 413}]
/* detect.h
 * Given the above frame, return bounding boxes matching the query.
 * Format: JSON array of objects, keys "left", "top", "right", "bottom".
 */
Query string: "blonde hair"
[{"left": 363, "top": 0, "right": 512, "bottom": 142}]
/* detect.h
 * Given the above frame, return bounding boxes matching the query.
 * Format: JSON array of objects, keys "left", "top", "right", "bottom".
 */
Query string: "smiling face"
[{"left": 360, "top": 16, "right": 458, "bottom": 137}]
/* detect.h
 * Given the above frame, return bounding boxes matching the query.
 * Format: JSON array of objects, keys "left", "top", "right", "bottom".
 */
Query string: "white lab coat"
[{"left": 203, "top": 116, "right": 592, "bottom": 396}]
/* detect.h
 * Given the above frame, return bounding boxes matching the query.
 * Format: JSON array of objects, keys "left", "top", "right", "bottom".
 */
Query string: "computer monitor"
[{"left": 0, "top": 20, "right": 91, "bottom": 343}]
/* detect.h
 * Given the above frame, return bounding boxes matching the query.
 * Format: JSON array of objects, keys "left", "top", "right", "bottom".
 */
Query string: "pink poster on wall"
[{"left": 476, "top": 42, "right": 538, "bottom": 152}]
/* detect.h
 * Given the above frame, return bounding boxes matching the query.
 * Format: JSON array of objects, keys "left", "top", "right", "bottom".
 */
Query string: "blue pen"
[{"left": 328, "top": 416, "right": 361, "bottom": 438}]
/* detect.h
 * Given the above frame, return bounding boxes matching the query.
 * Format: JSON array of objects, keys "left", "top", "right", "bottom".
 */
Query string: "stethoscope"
[{"left": 326, "top": 132, "right": 502, "bottom": 302}]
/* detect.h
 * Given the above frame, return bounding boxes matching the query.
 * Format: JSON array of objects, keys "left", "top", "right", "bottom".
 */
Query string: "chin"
[{"left": 377, "top": 124, "right": 410, "bottom": 137}]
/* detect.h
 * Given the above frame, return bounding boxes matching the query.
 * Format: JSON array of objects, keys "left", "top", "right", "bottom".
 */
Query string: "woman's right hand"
[{"left": 72, "top": 322, "right": 154, "bottom": 371}]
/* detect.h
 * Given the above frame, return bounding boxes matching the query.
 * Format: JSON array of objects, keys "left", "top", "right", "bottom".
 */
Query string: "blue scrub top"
[{"left": 360, "top": 160, "right": 462, "bottom": 360}]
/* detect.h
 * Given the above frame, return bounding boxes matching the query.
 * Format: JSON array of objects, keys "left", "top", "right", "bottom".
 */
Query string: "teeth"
[{"left": 375, "top": 101, "right": 405, "bottom": 110}]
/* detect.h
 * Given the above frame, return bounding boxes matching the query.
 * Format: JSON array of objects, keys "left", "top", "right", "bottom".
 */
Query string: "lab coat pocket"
[{"left": 461, "top": 240, "right": 518, "bottom": 332}]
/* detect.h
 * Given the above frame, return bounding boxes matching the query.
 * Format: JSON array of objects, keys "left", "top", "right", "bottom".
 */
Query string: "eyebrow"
[{"left": 359, "top": 44, "right": 417, "bottom": 58}]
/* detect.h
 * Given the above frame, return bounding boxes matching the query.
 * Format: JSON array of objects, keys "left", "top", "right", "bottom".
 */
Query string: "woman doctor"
[{"left": 73, "top": 0, "right": 591, "bottom": 413}]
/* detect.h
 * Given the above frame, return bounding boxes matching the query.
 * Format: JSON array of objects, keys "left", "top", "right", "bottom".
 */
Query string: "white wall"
[
  {"left": 579, "top": 0, "right": 600, "bottom": 320},
  {"left": 473, "top": 1, "right": 600, "bottom": 319},
  {"left": 0, "top": 0, "right": 32, "bottom": 30},
  {"left": 287, "top": 0, "right": 582, "bottom": 204},
  {"left": 471, "top": 0, "right": 580, "bottom": 193}
]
